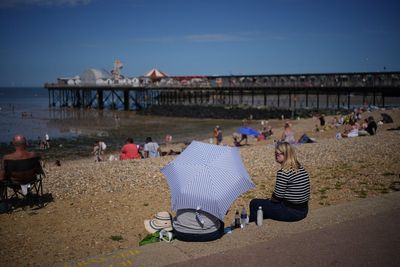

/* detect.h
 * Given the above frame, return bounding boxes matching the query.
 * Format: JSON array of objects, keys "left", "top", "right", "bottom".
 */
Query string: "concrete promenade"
[{"left": 61, "top": 192, "right": 400, "bottom": 267}]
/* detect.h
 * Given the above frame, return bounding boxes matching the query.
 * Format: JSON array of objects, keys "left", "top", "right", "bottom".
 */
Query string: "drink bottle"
[
  {"left": 240, "top": 207, "right": 247, "bottom": 228},
  {"left": 234, "top": 210, "right": 241, "bottom": 228},
  {"left": 257, "top": 206, "right": 263, "bottom": 226}
]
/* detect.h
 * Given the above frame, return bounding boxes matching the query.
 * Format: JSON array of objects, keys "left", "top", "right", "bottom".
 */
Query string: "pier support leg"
[
  {"left": 305, "top": 89, "right": 308, "bottom": 108},
  {"left": 347, "top": 90, "right": 350, "bottom": 110},
  {"left": 124, "top": 90, "right": 130, "bottom": 110},
  {"left": 97, "top": 89, "right": 104, "bottom": 110},
  {"left": 373, "top": 89, "right": 376, "bottom": 106}
]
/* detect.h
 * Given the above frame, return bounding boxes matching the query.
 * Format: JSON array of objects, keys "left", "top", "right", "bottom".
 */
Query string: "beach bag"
[
  {"left": 0, "top": 202, "right": 11, "bottom": 214},
  {"left": 381, "top": 113, "right": 393, "bottom": 123}
]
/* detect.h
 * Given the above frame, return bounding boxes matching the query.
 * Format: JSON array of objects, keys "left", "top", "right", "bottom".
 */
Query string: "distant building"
[{"left": 79, "top": 69, "right": 112, "bottom": 85}]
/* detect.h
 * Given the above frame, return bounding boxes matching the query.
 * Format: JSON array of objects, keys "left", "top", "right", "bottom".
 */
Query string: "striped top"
[{"left": 272, "top": 166, "right": 310, "bottom": 207}]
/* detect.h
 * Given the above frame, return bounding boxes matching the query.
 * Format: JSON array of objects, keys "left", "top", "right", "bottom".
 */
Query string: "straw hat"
[{"left": 144, "top": 211, "right": 172, "bottom": 233}]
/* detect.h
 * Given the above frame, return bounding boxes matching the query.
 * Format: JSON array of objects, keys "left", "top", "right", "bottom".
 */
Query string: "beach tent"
[
  {"left": 238, "top": 127, "right": 259, "bottom": 137},
  {"left": 145, "top": 68, "right": 168, "bottom": 81}
]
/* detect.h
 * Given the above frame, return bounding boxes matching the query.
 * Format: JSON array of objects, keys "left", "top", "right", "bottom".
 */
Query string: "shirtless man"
[{"left": 0, "top": 134, "right": 37, "bottom": 180}]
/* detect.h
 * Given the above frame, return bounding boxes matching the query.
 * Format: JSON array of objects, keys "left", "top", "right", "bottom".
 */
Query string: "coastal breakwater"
[{"left": 137, "top": 105, "right": 347, "bottom": 120}]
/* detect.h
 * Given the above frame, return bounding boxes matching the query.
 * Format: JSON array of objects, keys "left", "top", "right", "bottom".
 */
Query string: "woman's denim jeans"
[{"left": 249, "top": 198, "right": 308, "bottom": 223}]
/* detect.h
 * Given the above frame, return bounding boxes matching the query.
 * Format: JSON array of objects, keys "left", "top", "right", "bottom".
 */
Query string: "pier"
[{"left": 44, "top": 71, "right": 400, "bottom": 111}]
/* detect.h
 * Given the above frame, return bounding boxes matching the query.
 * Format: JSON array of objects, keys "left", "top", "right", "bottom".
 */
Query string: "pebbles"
[{"left": 1, "top": 109, "right": 399, "bottom": 266}]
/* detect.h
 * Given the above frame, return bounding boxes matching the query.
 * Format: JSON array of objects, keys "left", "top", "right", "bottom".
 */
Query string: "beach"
[{"left": 1, "top": 109, "right": 400, "bottom": 266}]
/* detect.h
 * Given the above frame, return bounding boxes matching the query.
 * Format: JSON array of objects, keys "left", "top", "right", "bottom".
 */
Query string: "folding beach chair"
[{"left": 1, "top": 157, "right": 45, "bottom": 210}]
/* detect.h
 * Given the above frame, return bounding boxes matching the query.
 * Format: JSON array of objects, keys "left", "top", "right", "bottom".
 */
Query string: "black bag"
[
  {"left": 381, "top": 113, "right": 393, "bottom": 123},
  {"left": 0, "top": 202, "right": 11, "bottom": 214}
]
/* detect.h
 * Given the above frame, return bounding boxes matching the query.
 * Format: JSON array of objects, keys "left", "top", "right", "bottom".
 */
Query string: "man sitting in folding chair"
[{"left": 0, "top": 134, "right": 44, "bottom": 209}]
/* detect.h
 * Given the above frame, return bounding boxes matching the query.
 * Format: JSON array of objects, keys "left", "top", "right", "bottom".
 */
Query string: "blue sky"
[{"left": 0, "top": 0, "right": 399, "bottom": 86}]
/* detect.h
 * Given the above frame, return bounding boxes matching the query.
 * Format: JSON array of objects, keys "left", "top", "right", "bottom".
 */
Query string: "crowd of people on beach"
[
  {"left": 92, "top": 135, "right": 180, "bottom": 162},
  {"left": 310, "top": 107, "right": 381, "bottom": 140}
]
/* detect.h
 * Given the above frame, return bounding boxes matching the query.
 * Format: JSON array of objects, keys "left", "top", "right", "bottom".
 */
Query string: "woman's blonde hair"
[{"left": 275, "top": 141, "right": 301, "bottom": 171}]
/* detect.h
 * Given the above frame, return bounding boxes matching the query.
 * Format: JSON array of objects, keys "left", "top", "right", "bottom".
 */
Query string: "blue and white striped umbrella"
[{"left": 161, "top": 140, "right": 255, "bottom": 221}]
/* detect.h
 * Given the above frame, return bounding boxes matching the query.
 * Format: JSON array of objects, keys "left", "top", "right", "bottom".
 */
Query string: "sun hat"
[
  {"left": 155, "top": 211, "right": 171, "bottom": 220},
  {"left": 144, "top": 211, "right": 173, "bottom": 233}
]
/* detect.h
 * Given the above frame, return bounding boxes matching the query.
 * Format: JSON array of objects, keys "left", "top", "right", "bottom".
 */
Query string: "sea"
[
  {"left": 0, "top": 87, "right": 240, "bottom": 149},
  {"left": 0, "top": 87, "right": 60, "bottom": 143}
]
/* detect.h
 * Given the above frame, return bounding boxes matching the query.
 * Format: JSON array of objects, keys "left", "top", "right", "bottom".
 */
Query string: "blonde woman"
[{"left": 249, "top": 142, "right": 310, "bottom": 222}]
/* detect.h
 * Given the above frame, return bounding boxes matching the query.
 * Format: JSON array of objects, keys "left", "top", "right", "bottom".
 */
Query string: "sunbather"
[
  {"left": 0, "top": 134, "right": 38, "bottom": 181},
  {"left": 119, "top": 137, "right": 141, "bottom": 160}
]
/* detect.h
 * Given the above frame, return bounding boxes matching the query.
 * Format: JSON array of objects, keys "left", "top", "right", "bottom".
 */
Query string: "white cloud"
[
  {"left": 130, "top": 33, "right": 252, "bottom": 44},
  {"left": 129, "top": 32, "right": 287, "bottom": 44},
  {"left": 130, "top": 36, "right": 178, "bottom": 43},
  {"left": 0, "top": 0, "right": 92, "bottom": 8}
]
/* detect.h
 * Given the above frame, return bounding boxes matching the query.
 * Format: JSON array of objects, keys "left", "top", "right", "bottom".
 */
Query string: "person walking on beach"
[
  {"left": 214, "top": 126, "right": 223, "bottom": 145},
  {"left": 44, "top": 133, "right": 50, "bottom": 149},
  {"left": 213, "top": 126, "right": 219, "bottom": 144},
  {"left": 119, "top": 137, "right": 141, "bottom": 160},
  {"left": 249, "top": 141, "right": 310, "bottom": 223},
  {"left": 93, "top": 141, "right": 102, "bottom": 162}
]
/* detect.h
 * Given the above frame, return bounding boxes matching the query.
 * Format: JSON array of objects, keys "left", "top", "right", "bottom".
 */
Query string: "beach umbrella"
[
  {"left": 238, "top": 127, "right": 259, "bottom": 137},
  {"left": 161, "top": 141, "right": 255, "bottom": 221}
]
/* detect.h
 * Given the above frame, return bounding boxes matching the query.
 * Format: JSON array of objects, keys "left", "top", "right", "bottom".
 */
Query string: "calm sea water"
[
  {"left": 0, "top": 87, "right": 241, "bottom": 148},
  {"left": 0, "top": 87, "right": 63, "bottom": 143}
]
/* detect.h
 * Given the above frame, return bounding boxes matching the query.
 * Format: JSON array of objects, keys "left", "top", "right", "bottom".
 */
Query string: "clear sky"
[{"left": 0, "top": 0, "right": 399, "bottom": 86}]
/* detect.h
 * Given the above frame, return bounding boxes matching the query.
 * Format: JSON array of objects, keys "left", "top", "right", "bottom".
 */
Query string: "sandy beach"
[{"left": 1, "top": 109, "right": 400, "bottom": 266}]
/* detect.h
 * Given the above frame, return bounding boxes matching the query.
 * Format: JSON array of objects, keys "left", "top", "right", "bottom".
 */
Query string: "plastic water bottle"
[
  {"left": 240, "top": 207, "right": 247, "bottom": 228},
  {"left": 234, "top": 210, "right": 241, "bottom": 229},
  {"left": 257, "top": 206, "right": 263, "bottom": 226}
]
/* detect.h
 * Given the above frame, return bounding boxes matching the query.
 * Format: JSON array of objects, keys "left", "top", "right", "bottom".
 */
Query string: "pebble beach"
[{"left": 1, "top": 109, "right": 400, "bottom": 266}]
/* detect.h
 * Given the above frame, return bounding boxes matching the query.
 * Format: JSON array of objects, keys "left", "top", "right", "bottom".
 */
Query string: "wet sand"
[{"left": 0, "top": 109, "right": 400, "bottom": 266}]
